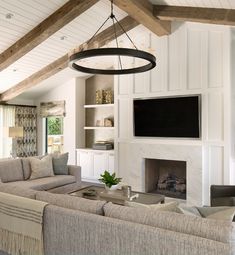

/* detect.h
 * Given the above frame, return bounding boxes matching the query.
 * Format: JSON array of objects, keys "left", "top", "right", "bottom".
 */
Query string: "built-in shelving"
[
  {"left": 84, "top": 126, "right": 115, "bottom": 130},
  {"left": 84, "top": 104, "right": 114, "bottom": 108}
]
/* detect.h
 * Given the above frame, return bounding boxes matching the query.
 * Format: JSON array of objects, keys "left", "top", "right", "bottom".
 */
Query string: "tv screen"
[{"left": 133, "top": 95, "right": 200, "bottom": 138}]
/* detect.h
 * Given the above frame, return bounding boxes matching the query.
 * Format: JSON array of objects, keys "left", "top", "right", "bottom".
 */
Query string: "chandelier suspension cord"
[
  {"left": 113, "top": 15, "right": 138, "bottom": 50},
  {"left": 111, "top": 14, "right": 122, "bottom": 69},
  {"left": 84, "top": 15, "right": 110, "bottom": 50},
  {"left": 111, "top": 0, "right": 137, "bottom": 50}
]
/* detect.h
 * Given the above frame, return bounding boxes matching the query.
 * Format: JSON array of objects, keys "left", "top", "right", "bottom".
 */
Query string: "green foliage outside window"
[{"left": 48, "top": 117, "right": 63, "bottom": 135}]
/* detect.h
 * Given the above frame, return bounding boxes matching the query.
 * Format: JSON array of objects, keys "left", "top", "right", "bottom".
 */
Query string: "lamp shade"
[{"left": 8, "top": 127, "right": 24, "bottom": 138}]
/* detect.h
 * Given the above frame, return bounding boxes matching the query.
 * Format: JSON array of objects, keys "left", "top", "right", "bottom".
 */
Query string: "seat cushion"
[
  {"left": 0, "top": 159, "right": 24, "bottom": 183},
  {"left": 9, "top": 175, "right": 76, "bottom": 191},
  {"left": 36, "top": 191, "right": 106, "bottom": 215}
]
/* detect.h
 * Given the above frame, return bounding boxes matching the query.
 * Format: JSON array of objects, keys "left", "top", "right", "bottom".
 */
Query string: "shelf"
[
  {"left": 84, "top": 104, "right": 114, "bottom": 108},
  {"left": 84, "top": 126, "right": 115, "bottom": 130}
]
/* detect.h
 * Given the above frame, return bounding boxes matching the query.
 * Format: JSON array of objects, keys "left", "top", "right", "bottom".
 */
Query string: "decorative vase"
[{"left": 105, "top": 184, "right": 119, "bottom": 192}]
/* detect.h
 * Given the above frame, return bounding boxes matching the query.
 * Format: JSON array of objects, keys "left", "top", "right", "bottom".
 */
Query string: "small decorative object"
[
  {"left": 122, "top": 185, "right": 132, "bottom": 198},
  {"left": 104, "top": 89, "right": 113, "bottom": 104},
  {"left": 99, "top": 170, "right": 122, "bottom": 190},
  {"left": 95, "top": 90, "right": 104, "bottom": 104},
  {"left": 82, "top": 189, "right": 97, "bottom": 197},
  {"left": 96, "top": 120, "right": 102, "bottom": 127},
  {"left": 104, "top": 118, "right": 113, "bottom": 127}
]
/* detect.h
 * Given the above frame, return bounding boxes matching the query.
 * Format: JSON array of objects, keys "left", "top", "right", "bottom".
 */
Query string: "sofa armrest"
[{"left": 68, "top": 165, "right": 81, "bottom": 184}]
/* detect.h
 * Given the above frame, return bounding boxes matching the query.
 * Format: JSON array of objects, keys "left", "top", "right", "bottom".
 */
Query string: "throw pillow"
[
  {"left": 178, "top": 204, "right": 235, "bottom": 221},
  {"left": 178, "top": 204, "right": 202, "bottom": 217},
  {"left": 29, "top": 155, "right": 54, "bottom": 180},
  {"left": 197, "top": 206, "right": 235, "bottom": 221},
  {"left": 124, "top": 201, "right": 180, "bottom": 213},
  {"left": 52, "top": 152, "right": 69, "bottom": 175}
]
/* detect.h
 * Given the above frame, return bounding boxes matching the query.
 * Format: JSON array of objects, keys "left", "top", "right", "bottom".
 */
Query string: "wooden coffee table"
[{"left": 70, "top": 185, "right": 165, "bottom": 205}]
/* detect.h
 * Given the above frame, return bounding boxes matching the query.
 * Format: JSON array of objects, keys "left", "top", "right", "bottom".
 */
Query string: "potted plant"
[{"left": 99, "top": 171, "right": 122, "bottom": 191}]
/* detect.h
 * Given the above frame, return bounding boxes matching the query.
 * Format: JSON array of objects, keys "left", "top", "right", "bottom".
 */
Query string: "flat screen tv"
[{"left": 133, "top": 95, "right": 200, "bottom": 138}]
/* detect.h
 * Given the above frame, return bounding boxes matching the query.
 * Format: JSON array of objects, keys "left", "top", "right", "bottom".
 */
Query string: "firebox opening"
[{"left": 145, "top": 159, "right": 187, "bottom": 200}]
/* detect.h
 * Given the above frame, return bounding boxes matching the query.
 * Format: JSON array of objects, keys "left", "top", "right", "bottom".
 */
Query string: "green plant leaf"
[{"left": 99, "top": 170, "right": 122, "bottom": 187}]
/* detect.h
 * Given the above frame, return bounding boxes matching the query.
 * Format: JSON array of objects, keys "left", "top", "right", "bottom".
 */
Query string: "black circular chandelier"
[{"left": 69, "top": 0, "right": 156, "bottom": 75}]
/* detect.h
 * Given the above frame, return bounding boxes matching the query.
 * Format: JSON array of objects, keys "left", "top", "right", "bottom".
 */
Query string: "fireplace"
[{"left": 145, "top": 159, "right": 187, "bottom": 200}]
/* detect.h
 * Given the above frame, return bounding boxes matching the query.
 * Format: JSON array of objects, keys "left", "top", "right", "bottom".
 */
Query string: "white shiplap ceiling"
[
  {"left": 149, "top": 0, "right": 235, "bottom": 9},
  {"left": 0, "top": 0, "right": 127, "bottom": 95},
  {"left": 0, "top": 0, "right": 235, "bottom": 100}
]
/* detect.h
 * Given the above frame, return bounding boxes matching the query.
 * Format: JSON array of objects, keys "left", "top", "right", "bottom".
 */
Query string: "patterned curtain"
[{"left": 14, "top": 106, "right": 37, "bottom": 157}]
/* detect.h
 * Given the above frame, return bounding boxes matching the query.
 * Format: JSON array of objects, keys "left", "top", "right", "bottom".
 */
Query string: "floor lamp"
[{"left": 8, "top": 127, "right": 24, "bottom": 158}]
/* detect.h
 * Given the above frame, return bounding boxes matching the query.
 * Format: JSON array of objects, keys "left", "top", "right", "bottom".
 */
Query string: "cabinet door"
[
  {"left": 78, "top": 151, "right": 93, "bottom": 178},
  {"left": 93, "top": 152, "right": 107, "bottom": 178},
  {"left": 108, "top": 153, "right": 115, "bottom": 173}
]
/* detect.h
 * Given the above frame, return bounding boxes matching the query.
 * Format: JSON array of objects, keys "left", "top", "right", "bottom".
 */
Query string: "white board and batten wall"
[{"left": 115, "top": 22, "right": 234, "bottom": 206}]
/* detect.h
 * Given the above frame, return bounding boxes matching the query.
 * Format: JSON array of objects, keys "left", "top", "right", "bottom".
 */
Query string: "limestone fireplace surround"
[{"left": 118, "top": 142, "right": 203, "bottom": 206}]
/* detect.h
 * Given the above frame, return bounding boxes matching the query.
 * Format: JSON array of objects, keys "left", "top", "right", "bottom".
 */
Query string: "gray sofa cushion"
[
  {"left": 21, "top": 156, "right": 41, "bottom": 180},
  {"left": 0, "top": 183, "right": 37, "bottom": 199},
  {"left": 104, "top": 203, "right": 235, "bottom": 244},
  {"left": 0, "top": 158, "right": 24, "bottom": 183},
  {"left": 52, "top": 153, "right": 68, "bottom": 175},
  {"left": 36, "top": 191, "right": 106, "bottom": 215},
  {"left": 29, "top": 155, "right": 54, "bottom": 180},
  {"left": 9, "top": 175, "right": 76, "bottom": 191}
]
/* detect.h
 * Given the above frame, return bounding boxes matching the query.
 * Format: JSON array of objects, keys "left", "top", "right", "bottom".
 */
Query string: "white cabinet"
[
  {"left": 76, "top": 149, "right": 114, "bottom": 182},
  {"left": 77, "top": 150, "right": 92, "bottom": 178},
  {"left": 93, "top": 152, "right": 107, "bottom": 178}
]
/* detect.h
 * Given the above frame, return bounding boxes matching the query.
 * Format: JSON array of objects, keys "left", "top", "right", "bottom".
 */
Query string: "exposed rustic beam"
[
  {"left": 112, "top": 0, "right": 171, "bottom": 36},
  {"left": 0, "top": 0, "right": 99, "bottom": 71},
  {"left": 0, "top": 16, "right": 138, "bottom": 102},
  {"left": 153, "top": 5, "right": 235, "bottom": 26}
]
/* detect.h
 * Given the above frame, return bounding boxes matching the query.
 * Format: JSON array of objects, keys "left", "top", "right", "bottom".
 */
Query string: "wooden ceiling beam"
[
  {"left": 153, "top": 5, "right": 235, "bottom": 26},
  {"left": 0, "top": 16, "right": 138, "bottom": 102},
  {"left": 112, "top": 0, "right": 171, "bottom": 36},
  {"left": 0, "top": 0, "right": 99, "bottom": 71}
]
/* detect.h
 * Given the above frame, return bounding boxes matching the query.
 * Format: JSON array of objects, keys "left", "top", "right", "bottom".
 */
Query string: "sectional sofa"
[
  {"left": 0, "top": 157, "right": 81, "bottom": 194},
  {"left": 0, "top": 158, "right": 235, "bottom": 255}
]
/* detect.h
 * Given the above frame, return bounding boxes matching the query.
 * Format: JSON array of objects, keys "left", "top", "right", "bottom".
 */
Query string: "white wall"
[
  {"left": 35, "top": 77, "right": 85, "bottom": 164},
  {"left": 115, "top": 22, "right": 233, "bottom": 205},
  {"left": 9, "top": 98, "right": 35, "bottom": 106}
]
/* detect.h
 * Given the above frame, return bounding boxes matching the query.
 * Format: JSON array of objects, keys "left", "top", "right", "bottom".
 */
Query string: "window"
[{"left": 46, "top": 117, "right": 64, "bottom": 153}]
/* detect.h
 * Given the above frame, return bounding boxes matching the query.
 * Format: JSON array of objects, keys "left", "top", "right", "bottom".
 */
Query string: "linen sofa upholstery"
[
  {"left": 68, "top": 165, "right": 81, "bottom": 183},
  {"left": 0, "top": 183, "right": 37, "bottom": 199},
  {"left": 0, "top": 159, "right": 24, "bottom": 183},
  {"left": 7, "top": 175, "right": 76, "bottom": 191},
  {"left": 43, "top": 205, "right": 233, "bottom": 255},
  {"left": 104, "top": 202, "right": 235, "bottom": 245},
  {"left": 36, "top": 191, "right": 106, "bottom": 215},
  {"left": 0, "top": 191, "right": 235, "bottom": 255}
]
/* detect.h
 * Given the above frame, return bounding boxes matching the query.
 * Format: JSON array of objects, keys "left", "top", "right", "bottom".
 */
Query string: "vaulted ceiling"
[{"left": 0, "top": 0, "right": 234, "bottom": 102}]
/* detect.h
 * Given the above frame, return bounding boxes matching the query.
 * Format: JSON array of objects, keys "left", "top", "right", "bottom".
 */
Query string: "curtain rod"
[{"left": 0, "top": 103, "right": 37, "bottom": 108}]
